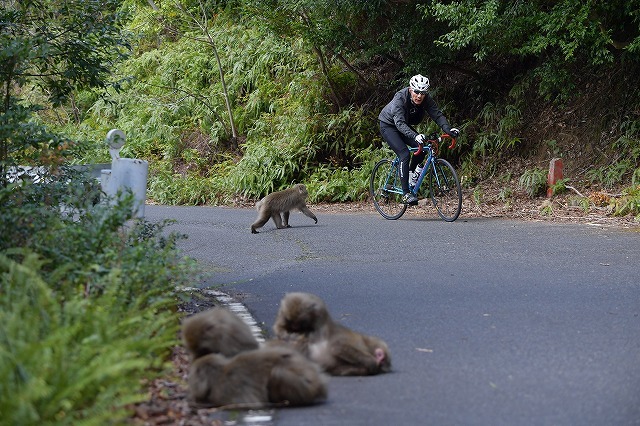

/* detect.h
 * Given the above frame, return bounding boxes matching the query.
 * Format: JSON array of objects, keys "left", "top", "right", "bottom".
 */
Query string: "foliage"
[
  {"left": 0, "top": 102, "right": 72, "bottom": 172},
  {"left": 585, "top": 126, "right": 640, "bottom": 189},
  {"left": 498, "top": 186, "right": 512, "bottom": 203},
  {"left": 427, "top": 0, "right": 640, "bottom": 99},
  {"left": 466, "top": 100, "right": 522, "bottom": 160},
  {"left": 611, "top": 185, "right": 640, "bottom": 218},
  {"left": 569, "top": 195, "right": 592, "bottom": 213},
  {"left": 148, "top": 165, "right": 231, "bottom": 205},
  {"left": 472, "top": 187, "right": 483, "bottom": 206},
  {"left": 0, "top": 0, "right": 130, "bottom": 105},
  {"left": 92, "top": 9, "right": 380, "bottom": 204},
  {"left": 0, "top": 173, "right": 197, "bottom": 425},
  {"left": 20, "top": 0, "right": 640, "bottom": 208},
  {"left": 549, "top": 178, "right": 569, "bottom": 196},
  {"left": 0, "top": 0, "right": 131, "bottom": 184},
  {"left": 232, "top": 104, "right": 376, "bottom": 199},
  {"left": 247, "top": 0, "right": 431, "bottom": 78},
  {"left": 305, "top": 146, "right": 382, "bottom": 203},
  {"left": 518, "top": 167, "right": 547, "bottom": 198}
]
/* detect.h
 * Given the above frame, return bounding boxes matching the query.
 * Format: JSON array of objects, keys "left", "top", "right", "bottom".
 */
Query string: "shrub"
[
  {"left": 518, "top": 167, "right": 547, "bottom": 198},
  {"left": 611, "top": 185, "right": 640, "bottom": 218},
  {"left": 0, "top": 171, "right": 197, "bottom": 425}
]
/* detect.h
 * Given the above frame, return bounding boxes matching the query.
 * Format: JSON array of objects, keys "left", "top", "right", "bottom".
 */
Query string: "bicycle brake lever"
[{"left": 441, "top": 134, "right": 456, "bottom": 150}]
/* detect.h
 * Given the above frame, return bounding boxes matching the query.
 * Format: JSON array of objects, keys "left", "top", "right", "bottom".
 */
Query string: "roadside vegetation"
[
  {"left": 1, "top": 0, "right": 639, "bottom": 423},
  {"left": 5, "top": 1, "right": 639, "bottom": 214},
  {"left": 0, "top": 169, "right": 199, "bottom": 425}
]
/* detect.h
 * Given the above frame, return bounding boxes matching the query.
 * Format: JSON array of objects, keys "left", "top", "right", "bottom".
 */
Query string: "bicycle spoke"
[
  {"left": 370, "top": 159, "right": 407, "bottom": 220},
  {"left": 428, "top": 158, "right": 462, "bottom": 222}
]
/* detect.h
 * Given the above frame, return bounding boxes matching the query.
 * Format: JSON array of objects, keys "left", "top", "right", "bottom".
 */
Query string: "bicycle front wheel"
[
  {"left": 428, "top": 158, "right": 462, "bottom": 222},
  {"left": 370, "top": 159, "right": 407, "bottom": 220}
]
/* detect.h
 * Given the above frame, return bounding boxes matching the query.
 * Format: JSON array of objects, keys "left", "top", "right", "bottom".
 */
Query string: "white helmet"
[{"left": 409, "top": 74, "right": 430, "bottom": 92}]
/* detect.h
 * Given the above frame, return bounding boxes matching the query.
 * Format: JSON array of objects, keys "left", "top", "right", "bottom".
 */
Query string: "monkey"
[
  {"left": 272, "top": 292, "right": 391, "bottom": 376},
  {"left": 187, "top": 345, "right": 328, "bottom": 408},
  {"left": 182, "top": 307, "right": 260, "bottom": 359},
  {"left": 251, "top": 183, "right": 318, "bottom": 234},
  {"left": 272, "top": 291, "right": 330, "bottom": 339}
]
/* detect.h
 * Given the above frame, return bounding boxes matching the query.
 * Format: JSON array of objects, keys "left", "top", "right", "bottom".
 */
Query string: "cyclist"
[{"left": 378, "top": 74, "right": 459, "bottom": 205}]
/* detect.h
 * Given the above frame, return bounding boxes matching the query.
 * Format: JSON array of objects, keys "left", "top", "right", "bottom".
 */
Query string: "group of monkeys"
[{"left": 182, "top": 292, "right": 392, "bottom": 408}]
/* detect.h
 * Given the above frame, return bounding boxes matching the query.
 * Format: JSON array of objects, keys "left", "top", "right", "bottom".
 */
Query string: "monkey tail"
[{"left": 255, "top": 199, "right": 263, "bottom": 211}]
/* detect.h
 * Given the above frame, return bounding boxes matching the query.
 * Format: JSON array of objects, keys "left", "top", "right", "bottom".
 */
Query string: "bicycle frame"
[
  {"left": 408, "top": 143, "right": 436, "bottom": 195},
  {"left": 370, "top": 133, "right": 461, "bottom": 221},
  {"left": 384, "top": 134, "right": 453, "bottom": 195}
]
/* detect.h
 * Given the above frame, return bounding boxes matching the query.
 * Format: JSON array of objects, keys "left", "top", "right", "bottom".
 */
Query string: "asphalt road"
[{"left": 145, "top": 204, "right": 640, "bottom": 426}]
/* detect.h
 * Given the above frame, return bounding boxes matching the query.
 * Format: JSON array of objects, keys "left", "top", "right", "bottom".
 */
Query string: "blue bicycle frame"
[
  {"left": 371, "top": 133, "right": 462, "bottom": 222},
  {"left": 408, "top": 144, "right": 435, "bottom": 195}
]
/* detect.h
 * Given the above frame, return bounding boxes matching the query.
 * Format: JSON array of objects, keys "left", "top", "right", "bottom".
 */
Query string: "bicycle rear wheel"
[
  {"left": 370, "top": 159, "right": 407, "bottom": 220},
  {"left": 428, "top": 158, "right": 462, "bottom": 222}
]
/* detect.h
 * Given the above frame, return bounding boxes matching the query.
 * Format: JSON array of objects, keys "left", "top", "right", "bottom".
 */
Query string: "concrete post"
[{"left": 101, "top": 129, "right": 149, "bottom": 218}]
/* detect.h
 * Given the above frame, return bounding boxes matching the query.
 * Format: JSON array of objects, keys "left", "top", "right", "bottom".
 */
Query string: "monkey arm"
[{"left": 299, "top": 206, "right": 318, "bottom": 223}]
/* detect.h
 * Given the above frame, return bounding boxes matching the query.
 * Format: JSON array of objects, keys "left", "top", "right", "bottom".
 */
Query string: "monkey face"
[{"left": 285, "top": 317, "right": 314, "bottom": 334}]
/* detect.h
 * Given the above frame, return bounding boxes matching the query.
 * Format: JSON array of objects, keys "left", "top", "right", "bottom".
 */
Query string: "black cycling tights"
[{"left": 379, "top": 122, "right": 425, "bottom": 194}]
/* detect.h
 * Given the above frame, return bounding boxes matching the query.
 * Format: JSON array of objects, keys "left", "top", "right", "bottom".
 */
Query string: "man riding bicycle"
[{"left": 378, "top": 74, "right": 460, "bottom": 205}]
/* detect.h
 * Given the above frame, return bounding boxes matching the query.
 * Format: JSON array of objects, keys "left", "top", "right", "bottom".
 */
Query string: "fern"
[
  {"left": 0, "top": 179, "right": 196, "bottom": 425},
  {"left": 518, "top": 167, "right": 547, "bottom": 198}
]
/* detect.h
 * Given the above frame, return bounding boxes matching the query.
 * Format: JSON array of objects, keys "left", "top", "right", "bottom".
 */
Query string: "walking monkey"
[{"left": 251, "top": 184, "right": 317, "bottom": 233}]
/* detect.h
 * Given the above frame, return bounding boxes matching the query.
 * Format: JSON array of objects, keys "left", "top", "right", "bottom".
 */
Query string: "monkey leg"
[
  {"left": 271, "top": 213, "right": 287, "bottom": 229},
  {"left": 299, "top": 206, "right": 318, "bottom": 224},
  {"left": 282, "top": 211, "right": 291, "bottom": 228},
  {"left": 251, "top": 212, "right": 271, "bottom": 234}
]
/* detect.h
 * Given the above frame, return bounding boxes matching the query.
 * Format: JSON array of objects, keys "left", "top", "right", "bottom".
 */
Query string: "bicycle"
[{"left": 370, "top": 133, "right": 462, "bottom": 222}]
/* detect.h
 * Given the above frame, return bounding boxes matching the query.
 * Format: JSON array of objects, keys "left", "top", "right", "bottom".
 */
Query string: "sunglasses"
[{"left": 413, "top": 89, "right": 428, "bottom": 95}]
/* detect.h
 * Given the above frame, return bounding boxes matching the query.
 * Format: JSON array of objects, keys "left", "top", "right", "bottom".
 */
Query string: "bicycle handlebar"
[
  {"left": 442, "top": 133, "right": 457, "bottom": 150},
  {"left": 413, "top": 133, "right": 456, "bottom": 156}
]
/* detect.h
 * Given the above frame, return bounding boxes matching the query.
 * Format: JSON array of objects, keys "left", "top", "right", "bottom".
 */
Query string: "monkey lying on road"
[
  {"left": 182, "top": 307, "right": 260, "bottom": 359},
  {"left": 251, "top": 184, "right": 317, "bottom": 233},
  {"left": 188, "top": 346, "right": 328, "bottom": 408},
  {"left": 273, "top": 292, "right": 392, "bottom": 376},
  {"left": 182, "top": 307, "right": 328, "bottom": 408}
]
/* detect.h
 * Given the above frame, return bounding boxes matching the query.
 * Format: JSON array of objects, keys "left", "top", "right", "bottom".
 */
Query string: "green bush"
[
  {"left": 0, "top": 253, "right": 175, "bottom": 426},
  {"left": 611, "top": 185, "right": 640, "bottom": 218},
  {"left": 305, "top": 146, "right": 382, "bottom": 203},
  {"left": 518, "top": 167, "right": 547, "bottom": 198},
  {"left": 549, "top": 178, "right": 569, "bottom": 196},
  {"left": 0, "top": 173, "right": 197, "bottom": 425}
]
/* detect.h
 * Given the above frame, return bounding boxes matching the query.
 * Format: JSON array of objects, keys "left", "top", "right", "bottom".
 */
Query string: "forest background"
[
  {"left": 1, "top": 1, "right": 640, "bottom": 424},
  {"left": 3, "top": 0, "right": 640, "bottom": 215}
]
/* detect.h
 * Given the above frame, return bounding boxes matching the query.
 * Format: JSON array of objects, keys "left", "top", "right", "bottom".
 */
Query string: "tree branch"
[{"left": 173, "top": 0, "right": 238, "bottom": 146}]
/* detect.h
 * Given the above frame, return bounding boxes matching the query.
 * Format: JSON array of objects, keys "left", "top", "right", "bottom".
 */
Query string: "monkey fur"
[
  {"left": 251, "top": 184, "right": 318, "bottom": 233},
  {"left": 188, "top": 345, "right": 328, "bottom": 408},
  {"left": 182, "top": 307, "right": 260, "bottom": 359},
  {"left": 273, "top": 292, "right": 392, "bottom": 376}
]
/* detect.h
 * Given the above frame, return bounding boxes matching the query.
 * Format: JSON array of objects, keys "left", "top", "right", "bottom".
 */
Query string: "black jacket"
[{"left": 378, "top": 87, "right": 451, "bottom": 139}]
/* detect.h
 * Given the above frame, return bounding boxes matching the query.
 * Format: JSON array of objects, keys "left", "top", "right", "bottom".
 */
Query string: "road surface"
[{"left": 145, "top": 205, "right": 640, "bottom": 426}]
